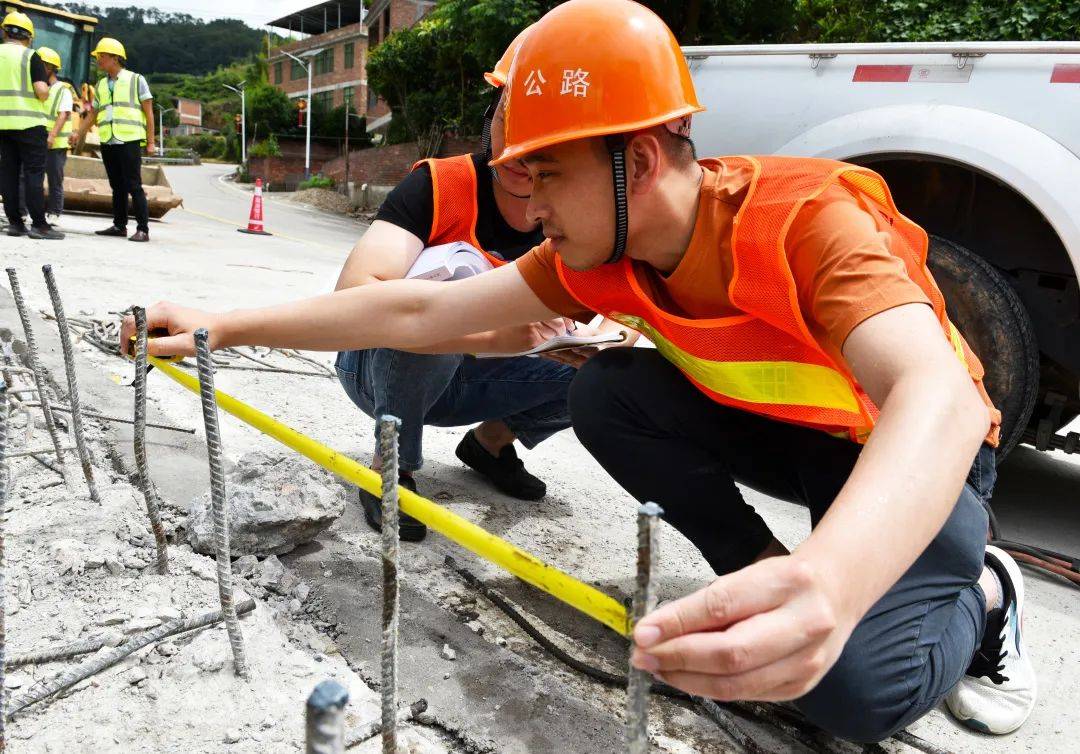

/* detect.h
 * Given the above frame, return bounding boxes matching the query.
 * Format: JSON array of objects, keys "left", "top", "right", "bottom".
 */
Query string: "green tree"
[
  {"left": 367, "top": 0, "right": 541, "bottom": 149},
  {"left": 795, "top": 0, "right": 1080, "bottom": 43},
  {"left": 60, "top": 4, "right": 272, "bottom": 75},
  {"left": 247, "top": 83, "right": 294, "bottom": 137}
]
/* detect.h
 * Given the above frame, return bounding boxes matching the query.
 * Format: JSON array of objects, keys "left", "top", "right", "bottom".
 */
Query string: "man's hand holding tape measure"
[{"left": 120, "top": 303, "right": 225, "bottom": 359}]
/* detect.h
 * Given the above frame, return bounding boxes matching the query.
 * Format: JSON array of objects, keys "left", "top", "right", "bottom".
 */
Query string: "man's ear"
[{"left": 625, "top": 132, "right": 663, "bottom": 196}]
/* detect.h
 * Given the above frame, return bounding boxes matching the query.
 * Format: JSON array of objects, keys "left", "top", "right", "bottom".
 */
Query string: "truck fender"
[{"left": 776, "top": 104, "right": 1080, "bottom": 277}]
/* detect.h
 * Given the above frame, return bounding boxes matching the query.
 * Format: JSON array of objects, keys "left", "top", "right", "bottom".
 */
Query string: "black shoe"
[
  {"left": 359, "top": 473, "right": 427, "bottom": 542},
  {"left": 6, "top": 223, "right": 29, "bottom": 237},
  {"left": 95, "top": 225, "right": 127, "bottom": 237},
  {"left": 455, "top": 429, "right": 546, "bottom": 501},
  {"left": 29, "top": 225, "right": 64, "bottom": 240},
  {"left": 129, "top": 230, "right": 150, "bottom": 243}
]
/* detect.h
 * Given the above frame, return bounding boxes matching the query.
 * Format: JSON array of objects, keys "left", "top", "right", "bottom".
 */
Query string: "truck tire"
[{"left": 927, "top": 236, "right": 1040, "bottom": 461}]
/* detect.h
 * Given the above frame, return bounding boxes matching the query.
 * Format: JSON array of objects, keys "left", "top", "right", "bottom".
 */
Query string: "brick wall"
[
  {"left": 247, "top": 156, "right": 309, "bottom": 191},
  {"left": 320, "top": 136, "right": 480, "bottom": 188},
  {"left": 273, "top": 137, "right": 341, "bottom": 161},
  {"left": 248, "top": 137, "right": 352, "bottom": 191},
  {"left": 176, "top": 98, "right": 202, "bottom": 126}
]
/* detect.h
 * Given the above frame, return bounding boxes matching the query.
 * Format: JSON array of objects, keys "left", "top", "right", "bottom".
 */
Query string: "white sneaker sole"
[{"left": 946, "top": 546, "right": 1036, "bottom": 735}]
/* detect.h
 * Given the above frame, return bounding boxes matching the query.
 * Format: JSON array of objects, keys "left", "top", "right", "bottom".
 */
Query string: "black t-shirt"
[
  {"left": 29, "top": 52, "right": 47, "bottom": 85},
  {"left": 375, "top": 152, "right": 543, "bottom": 261}
]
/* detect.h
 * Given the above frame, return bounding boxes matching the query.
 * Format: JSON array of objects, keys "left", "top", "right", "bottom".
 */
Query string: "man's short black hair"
[{"left": 658, "top": 126, "right": 697, "bottom": 168}]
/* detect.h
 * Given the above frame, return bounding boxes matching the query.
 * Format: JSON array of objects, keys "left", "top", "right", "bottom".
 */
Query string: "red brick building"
[{"left": 266, "top": 0, "right": 433, "bottom": 135}]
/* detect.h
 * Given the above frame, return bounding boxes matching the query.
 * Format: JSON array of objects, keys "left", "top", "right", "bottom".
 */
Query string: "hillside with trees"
[{"left": 56, "top": 4, "right": 266, "bottom": 75}]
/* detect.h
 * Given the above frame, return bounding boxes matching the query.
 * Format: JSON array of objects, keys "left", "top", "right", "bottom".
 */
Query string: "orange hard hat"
[
  {"left": 492, "top": 0, "right": 703, "bottom": 165},
  {"left": 484, "top": 23, "right": 536, "bottom": 88}
]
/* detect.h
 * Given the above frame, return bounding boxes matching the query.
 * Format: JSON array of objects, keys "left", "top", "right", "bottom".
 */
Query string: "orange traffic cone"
[{"left": 238, "top": 178, "right": 272, "bottom": 236}]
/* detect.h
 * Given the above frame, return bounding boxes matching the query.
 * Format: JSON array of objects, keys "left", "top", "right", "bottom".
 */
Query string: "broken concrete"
[{"left": 187, "top": 451, "right": 345, "bottom": 556}]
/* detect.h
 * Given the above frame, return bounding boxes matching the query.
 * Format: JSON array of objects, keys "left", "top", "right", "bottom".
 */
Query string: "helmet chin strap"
[{"left": 605, "top": 135, "right": 629, "bottom": 265}]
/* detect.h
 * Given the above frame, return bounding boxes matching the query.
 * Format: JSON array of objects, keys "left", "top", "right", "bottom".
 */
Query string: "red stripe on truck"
[
  {"left": 1051, "top": 64, "right": 1080, "bottom": 83},
  {"left": 853, "top": 65, "right": 913, "bottom": 82}
]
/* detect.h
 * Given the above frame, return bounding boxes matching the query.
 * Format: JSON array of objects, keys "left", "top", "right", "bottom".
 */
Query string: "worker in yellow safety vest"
[
  {"left": 126, "top": 0, "right": 1034, "bottom": 743},
  {"left": 73, "top": 36, "right": 155, "bottom": 242},
  {"left": 36, "top": 46, "right": 73, "bottom": 226},
  {"left": 0, "top": 10, "right": 63, "bottom": 239}
]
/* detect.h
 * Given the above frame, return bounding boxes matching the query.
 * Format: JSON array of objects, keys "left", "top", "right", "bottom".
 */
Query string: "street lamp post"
[
  {"left": 223, "top": 81, "right": 248, "bottom": 165},
  {"left": 155, "top": 104, "right": 175, "bottom": 157},
  {"left": 344, "top": 89, "right": 355, "bottom": 195},
  {"left": 344, "top": 104, "right": 364, "bottom": 200},
  {"left": 283, "top": 48, "right": 323, "bottom": 181}
]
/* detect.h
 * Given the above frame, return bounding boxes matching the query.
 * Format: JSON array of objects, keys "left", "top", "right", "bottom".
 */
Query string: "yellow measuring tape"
[{"left": 147, "top": 355, "right": 630, "bottom": 636}]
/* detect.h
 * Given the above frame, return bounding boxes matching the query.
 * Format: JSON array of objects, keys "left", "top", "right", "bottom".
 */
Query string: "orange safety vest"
[
  {"left": 412, "top": 154, "right": 508, "bottom": 268},
  {"left": 557, "top": 155, "right": 992, "bottom": 443}
]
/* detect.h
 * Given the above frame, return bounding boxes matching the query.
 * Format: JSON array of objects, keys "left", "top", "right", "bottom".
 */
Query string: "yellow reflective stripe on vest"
[
  {"left": 0, "top": 46, "right": 46, "bottom": 129},
  {"left": 613, "top": 313, "right": 862, "bottom": 413},
  {"left": 947, "top": 322, "right": 967, "bottom": 363}
]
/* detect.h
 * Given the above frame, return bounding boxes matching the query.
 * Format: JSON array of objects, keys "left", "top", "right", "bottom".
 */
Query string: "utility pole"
[
  {"left": 344, "top": 97, "right": 350, "bottom": 195},
  {"left": 343, "top": 89, "right": 352, "bottom": 196}
]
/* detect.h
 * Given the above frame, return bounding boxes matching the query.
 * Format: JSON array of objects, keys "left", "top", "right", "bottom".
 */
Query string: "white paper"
[
  {"left": 406, "top": 241, "right": 493, "bottom": 282},
  {"left": 476, "top": 331, "right": 627, "bottom": 359}
]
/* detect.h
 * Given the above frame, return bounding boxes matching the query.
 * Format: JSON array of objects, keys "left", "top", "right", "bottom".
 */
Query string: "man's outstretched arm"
[{"left": 122, "top": 261, "right": 560, "bottom": 357}]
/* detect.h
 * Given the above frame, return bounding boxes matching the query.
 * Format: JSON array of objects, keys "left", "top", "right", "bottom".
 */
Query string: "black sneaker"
[
  {"left": 29, "top": 224, "right": 64, "bottom": 240},
  {"left": 6, "top": 222, "right": 29, "bottom": 237},
  {"left": 95, "top": 225, "right": 127, "bottom": 237},
  {"left": 358, "top": 473, "right": 427, "bottom": 542},
  {"left": 454, "top": 429, "right": 546, "bottom": 501}
]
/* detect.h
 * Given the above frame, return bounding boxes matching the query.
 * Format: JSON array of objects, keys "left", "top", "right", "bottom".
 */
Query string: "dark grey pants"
[
  {"left": 100, "top": 141, "right": 149, "bottom": 233},
  {"left": 46, "top": 148, "right": 66, "bottom": 215},
  {"left": 570, "top": 348, "right": 993, "bottom": 743},
  {"left": 0, "top": 126, "right": 47, "bottom": 228}
]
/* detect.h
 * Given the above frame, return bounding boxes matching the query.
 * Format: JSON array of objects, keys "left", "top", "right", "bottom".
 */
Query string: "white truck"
[{"left": 685, "top": 41, "right": 1080, "bottom": 459}]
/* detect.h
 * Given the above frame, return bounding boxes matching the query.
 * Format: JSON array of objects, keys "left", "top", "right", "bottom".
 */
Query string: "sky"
[{"left": 86, "top": 1, "right": 327, "bottom": 30}]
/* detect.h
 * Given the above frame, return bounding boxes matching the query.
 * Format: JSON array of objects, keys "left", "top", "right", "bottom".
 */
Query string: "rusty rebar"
[
  {"left": 1, "top": 444, "right": 76, "bottom": 460},
  {"left": 20, "top": 403, "right": 195, "bottom": 434},
  {"left": 378, "top": 415, "right": 402, "bottom": 754},
  {"left": 346, "top": 699, "right": 427, "bottom": 748},
  {"left": 132, "top": 307, "right": 169, "bottom": 574},
  {"left": 627, "top": 501, "right": 662, "bottom": 754},
  {"left": 1, "top": 385, "right": 8, "bottom": 751},
  {"left": 194, "top": 328, "right": 248, "bottom": 678},
  {"left": 5, "top": 600, "right": 256, "bottom": 720},
  {"left": 306, "top": 679, "right": 349, "bottom": 754},
  {"left": 41, "top": 265, "right": 100, "bottom": 503},
  {"left": 4, "top": 269, "right": 67, "bottom": 482},
  {"left": 9, "top": 632, "right": 119, "bottom": 667}
]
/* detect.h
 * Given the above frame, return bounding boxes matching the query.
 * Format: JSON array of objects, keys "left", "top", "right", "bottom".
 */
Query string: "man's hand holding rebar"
[
  {"left": 120, "top": 302, "right": 225, "bottom": 358},
  {"left": 629, "top": 555, "right": 851, "bottom": 702}
]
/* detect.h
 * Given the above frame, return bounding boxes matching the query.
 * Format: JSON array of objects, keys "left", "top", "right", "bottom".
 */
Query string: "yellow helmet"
[
  {"left": 2, "top": 10, "right": 35, "bottom": 38},
  {"left": 37, "top": 46, "right": 62, "bottom": 70},
  {"left": 91, "top": 37, "right": 127, "bottom": 60}
]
